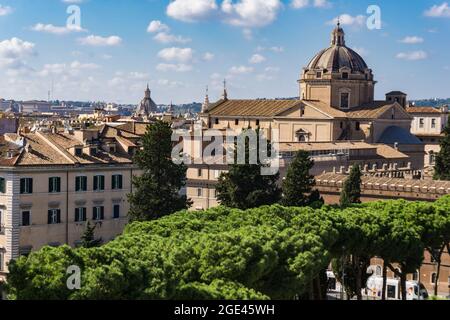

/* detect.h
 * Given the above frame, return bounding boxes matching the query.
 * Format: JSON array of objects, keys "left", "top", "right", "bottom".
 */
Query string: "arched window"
[
  {"left": 296, "top": 129, "right": 310, "bottom": 142},
  {"left": 431, "top": 273, "right": 437, "bottom": 284}
]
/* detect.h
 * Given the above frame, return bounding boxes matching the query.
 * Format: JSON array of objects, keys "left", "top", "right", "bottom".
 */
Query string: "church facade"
[{"left": 187, "top": 24, "right": 425, "bottom": 211}]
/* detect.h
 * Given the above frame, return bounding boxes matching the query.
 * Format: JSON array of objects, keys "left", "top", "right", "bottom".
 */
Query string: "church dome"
[{"left": 306, "top": 24, "right": 369, "bottom": 73}]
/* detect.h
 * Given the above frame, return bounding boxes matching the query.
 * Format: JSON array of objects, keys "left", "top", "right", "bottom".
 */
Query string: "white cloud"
[
  {"left": 156, "top": 63, "right": 193, "bottom": 72},
  {"left": 32, "top": 23, "right": 87, "bottom": 35},
  {"left": 167, "top": 0, "right": 219, "bottom": 22},
  {"left": 399, "top": 36, "right": 424, "bottom": 44},
  {"left": 353, "top": 47, "right": 369, "bottom": 57},
  {"left": 328, "top": 14, "right": 366, "bottom": 27},
  {"left": 0, "top": 38, "right": 36, "bottom": 71},
  {"left": 62, "top": 0, "right": 85, "bottom": 3},
  {"left": 291, "top": 0, "right": 331, "bottom": 9},
  {"left": 157, "top": 79, "right": 185, "bottom": 88},
  {"left": 153, "top": 32, "right": 191, "bottom": 44},
  {"left": 229, "top": 65, "right": 254, "bottom": 74},
  {"left": 396, "top": 51, "right": 428, "bottom": 61},
  {"left": 78, "top": 35, "right": 122, "bottom": 46},
  {"left": 256, "top": 46, "right": 284, "bottom": 53},
  {"left": 249, "top": 53, "right": 266, "bottom": 64},
  {"left": 242, "top": 28, "right": 253, "bottom": 40},
  {"left": 221, "top": 0, "right": 282, "bottom": 28},
  {"left": 147, "top": 20, "right": 170, "bottom": 33},
  {"left": 158, "top": 47, "right": 194, "bottom": 62},
  {"left": 0, "top": 5, "right": 13, "bottom": 16},
  {"left": 425, "top": 2, "right": 450, "bottom": 18},
  {"left": 147, "top": 20, "right": 191, "bottom": 44},
  {"left": 203, "top": 52, "right": 215, "bottom": 61},
  {"left": 166, "top": 0, "right": 283, "bottom": 28}
]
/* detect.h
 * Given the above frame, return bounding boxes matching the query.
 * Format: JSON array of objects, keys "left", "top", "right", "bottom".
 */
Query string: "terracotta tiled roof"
[
  {"left": 115, "top": 122, "right": 150, "bottom": 136},
  {"left": 17, "top": 133, "right": 73, "bottom": 166},
  {"left": 302, "top": 100, "right": 400, "bottom": 119},
  {"left": 375, "top": 144, "right": 409, "bottom": 159},
  {"left": 406, "top": 106, "right": 442, "bottom": 114},
  {"left": 207, "top": 99, "right": 302, "bottom": 117}
]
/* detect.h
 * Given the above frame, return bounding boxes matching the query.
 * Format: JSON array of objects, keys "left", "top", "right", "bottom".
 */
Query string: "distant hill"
[{"left": 410, "top": 98, "right": 450, "bottom": 108}]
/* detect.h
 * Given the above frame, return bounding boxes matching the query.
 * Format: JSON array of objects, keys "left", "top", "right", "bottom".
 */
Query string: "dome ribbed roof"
[{"left": 306, "top": 25, "right": 369, "bottom": 73}]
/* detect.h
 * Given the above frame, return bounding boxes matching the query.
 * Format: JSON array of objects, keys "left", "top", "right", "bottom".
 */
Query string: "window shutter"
[
  {"left": 0, "top": 178, "right": 5, "bottom": 193},
  {"left": 100, "top": 207, "right": 104, "bottom": 220},
  {"left": 75, "top": 208, "right": 79, "bottom": 222},
  {"left": 93, "top": 176, "right": 98, "bottom": 190},
  {"left": 20, "top": 179, "right": 24, "bottom": 194},
  {"left": 57, "top": 178, "right": 61, "bottom": 192},
  {"left": 48, "top": 210, "right": 52, "bottom": 224},
  {"left": 119, "top": 175, "right": 123, "bottom": 189},
  {"left": 57, "top": 210, "right": 61, "bottom": 223},
  {"left": 101, "top": 176, "right": 105, "bottom": 190},
  {"left": 29, "top": 179, "right": 33, "bottom": 194},
  {"left": 49, "top": 178, "right": 52, "bottom": 193}
]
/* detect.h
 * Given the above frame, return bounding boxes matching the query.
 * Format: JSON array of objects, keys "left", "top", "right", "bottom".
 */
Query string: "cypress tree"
[
  {"left": 216, "top": 129, "right": 281, "bottom": 209},
  {"left": 128, "top": 120, "right": 192, "bottom": 221},
  {"left": 281, "top": 150, "right": 322, "bottom": 207},
  {"left": 81, "top": 221, "right": 102, "bottom": 248},
  {"left": 340, "top": 164, "right": 362, "bottom": 207}
]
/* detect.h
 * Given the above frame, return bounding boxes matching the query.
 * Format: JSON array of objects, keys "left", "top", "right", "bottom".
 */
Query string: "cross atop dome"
[{"left": 331, "top": 20, "right": 345, "bottom": 46}]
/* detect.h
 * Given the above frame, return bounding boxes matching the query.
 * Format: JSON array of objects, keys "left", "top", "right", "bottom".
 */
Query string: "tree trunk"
[
  {"left": 400, "top": 270, "right": 407, "bottom": 301},
  {"left": 434, "top": 245, "right": 445, "bottom": 296},
  {"left": 315, "top": 277, "right": 323, "bottom": 300},
  {"left": 382, "top": 262, "right": 387, "bottom": 300},
  {"left": 355, "top": 256, "right": 362, "bottom": 300}
]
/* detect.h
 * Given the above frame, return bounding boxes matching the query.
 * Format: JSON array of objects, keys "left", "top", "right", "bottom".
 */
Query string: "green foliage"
[
  {"left": 6, "top": 195, "right": 450, "bottom": 300},
  {"left": 340, "top": 165, "right": 362, "bottom": 207},
  {"left": 281, "top": 150, "right": 323, "bottom": 207},
  {"left": 216, "top": 129, "right": 281, "bottom": 209},
  {"left": 6, "top": 205, "right": 338, "bottom": 300},
  {"left": 81, "top": 222, "right": 102, "bottom": 248},
  {"left": 128, "top": 121, "right": 192, "bottom": 221},
  {"left": 434, "top": 116, "right": 450, "bottom": 180}
]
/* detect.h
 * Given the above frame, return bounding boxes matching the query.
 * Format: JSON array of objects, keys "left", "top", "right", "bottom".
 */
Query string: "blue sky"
[{"left": 0, "top": 0, "right": 449, "bottom": 104}]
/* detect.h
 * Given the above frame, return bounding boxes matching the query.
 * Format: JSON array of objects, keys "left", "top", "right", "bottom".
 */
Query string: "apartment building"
[
  {"left": 407, "top": 106, "right": 449, "bottom": 170},
  {"left": 0, "top": 123, "right": 146, "bottom": 281}
]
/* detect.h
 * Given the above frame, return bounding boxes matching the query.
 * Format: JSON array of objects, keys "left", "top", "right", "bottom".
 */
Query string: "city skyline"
[{"left": 0, "top": 0, "right": 449, "bottom": 104}]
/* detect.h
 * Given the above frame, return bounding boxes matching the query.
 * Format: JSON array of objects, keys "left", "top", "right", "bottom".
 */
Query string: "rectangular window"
[
  {"left": 431, "top": 119, "right": 437, "bottom": 128},
  {"left": 113, "top": 205, "right": 120, "bottom": 219},
  {"left": 215, "top": 118, "right": 219, "bottom": 125},
  {"left": 256, "top": 119, "right": 260, "bottom": 126},
  {"left": 387, "top": 285, "right": 396, "bottom": 299},
  {"left": 316, "top": 72, "right": 322, "bottom": 78},
  {"left": 21, "top": 211, "right": 31, "bottom": 226},
  {"left": 0, "top": 251, "right": 3, "bottom": 272},
  {"left": 197, "top": 169, "right": 202, "bottom": 177},
  {"left": 356, "top": 122, "right": 361, "bottom": 131},
  {"left": 49, "top": 177, "right": 61, "bottom": 193},
  {"left": 235, "top": 119, "right": 239, "bottom": 126},
  {"left": 93, "top": 206, "right": 105, "bottom": 221},
  {"left": 197, "top": 188, "right": 202, "bottom": 197},
  {"left": 75, "top": 148, "right": 83, "bottom": 156},
  {"left": 93, "top": 175, "right": 105, "bottom": 191},
  {"left": 48, "top": 209, "right": 61, "bottom": 225},
  {"left": 75, "top": 208, "right": 87, "bottom": 222},
  {"left": 340, "top": 93, "right": 349, "bottom": 109},
  {"left": 342, "top": 72, "right": 349, "bottom": 79},
  {"left": 112, "top": 174, "right": 123, "bottom": 190},
  {"left": 75, "top": 176, "right": 88, "bottom": 192},
  {"left": 419, "top": 118, "right": 424, "bottom": 128},
  {"left": 0, "top": 177, "right": 5, "bottom": 194},
  {"left": 20, "top": 178, "right": 33, "bottom": 194}
]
